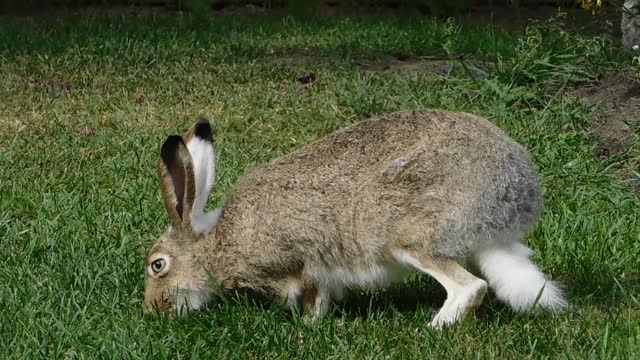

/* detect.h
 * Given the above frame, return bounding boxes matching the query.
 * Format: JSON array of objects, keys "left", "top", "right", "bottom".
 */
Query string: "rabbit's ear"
[
  {"left": 183, "top": 118, "right": 218, "bottom": 236},
  {"left": 157, "top": 135, "right": 196, "bottom": 235}
]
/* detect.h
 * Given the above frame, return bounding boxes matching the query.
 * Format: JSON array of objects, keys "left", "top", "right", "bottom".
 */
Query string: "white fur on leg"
[
  {"left": 394, "top": 250, "right": 487, "bottom": 329},
  {"left": 313, "top": 288, "right": 330, "bottom": 318},
  {"left": 471, "top": 242, "right": 566, "bottom": 313},
  {"left": 284, "top": 279, "right": 303, "bottom": 311},
  {"left": 428, "top": 279, "right": 487, "bottom": 329},
  {"left": 302, "top": 287, "right": 330, "bottom": 322}
]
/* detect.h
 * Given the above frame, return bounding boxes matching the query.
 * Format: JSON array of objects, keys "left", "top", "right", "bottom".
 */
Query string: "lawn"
[{"left": 0, "top": 6, "right": 639, "bottom": 358}]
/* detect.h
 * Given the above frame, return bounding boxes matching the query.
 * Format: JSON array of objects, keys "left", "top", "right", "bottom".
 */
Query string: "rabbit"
[{"left": 143, "top": 109, "right": 566, "bottom": 328}]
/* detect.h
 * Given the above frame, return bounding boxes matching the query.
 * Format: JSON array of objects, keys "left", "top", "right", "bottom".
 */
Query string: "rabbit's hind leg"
[{"left": 394, "top": 250, "right": 487, "bottom": 329}]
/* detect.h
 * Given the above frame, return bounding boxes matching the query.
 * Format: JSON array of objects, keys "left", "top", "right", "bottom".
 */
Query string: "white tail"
[{"left": 471, "top": 242, "right": 566, "bottom": 313}]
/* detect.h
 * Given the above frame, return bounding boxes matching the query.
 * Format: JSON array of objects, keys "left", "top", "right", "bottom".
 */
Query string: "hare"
[{"left": 143, "top": 110, "right": 566, "bottom": 328}]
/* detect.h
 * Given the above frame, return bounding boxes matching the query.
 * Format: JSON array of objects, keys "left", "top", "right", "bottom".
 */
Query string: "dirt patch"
[
  {"left": 265, "top": 49, "right": 327, "bottom": 66},
  {"left": 357, "top": 55, "right": 492, "bottom": 77},
  {"left": 266, "top": 50, "right": 493, "bottom": 76},
  {"left": 574, "top": 71, "right": 640, "bottom": 190},
  {"left": 575, "top": 72, "right": 639, "bottom": 157}
]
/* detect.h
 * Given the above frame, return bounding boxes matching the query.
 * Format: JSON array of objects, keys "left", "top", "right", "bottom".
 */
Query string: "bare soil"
[
  {"left": 356, "top": 55, "right": 492, "bottom": 77},
  {"left": 573, "top": 71, "right": 640, "bottom": 189}
]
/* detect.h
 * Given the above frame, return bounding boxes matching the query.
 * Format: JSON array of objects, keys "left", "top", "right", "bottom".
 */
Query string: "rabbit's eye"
[
  {"left": 151, "top": 258, "right": 166, "bottom": 273},
  {"left": 147, "top": 254, "right": 170, "bottom": 278}
]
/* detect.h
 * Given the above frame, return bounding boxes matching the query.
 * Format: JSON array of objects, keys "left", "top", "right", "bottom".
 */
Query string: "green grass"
[{"left": 1, "top": 9, "right": 639, "bottom": 359}]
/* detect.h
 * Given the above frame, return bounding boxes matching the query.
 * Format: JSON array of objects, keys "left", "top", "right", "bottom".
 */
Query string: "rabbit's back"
[{"left": 212, "top": 110, "right": 542, "bottom": 287}]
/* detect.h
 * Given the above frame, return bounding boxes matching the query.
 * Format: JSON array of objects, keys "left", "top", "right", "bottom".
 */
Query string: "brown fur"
[
  {"left": 144, "top": 109, "right": 544, "bottom": 316},
  {"left": 302, "top": 283, "right": 319, "bottom": 313}
]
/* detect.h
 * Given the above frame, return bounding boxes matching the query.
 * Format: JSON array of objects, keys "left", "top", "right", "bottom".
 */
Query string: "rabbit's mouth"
[
  {"left": 173, "top": 288, "right": 211, "bottom": 317},
  {"left": 143, "top": 297, "right": 172, "bottom": 314}
]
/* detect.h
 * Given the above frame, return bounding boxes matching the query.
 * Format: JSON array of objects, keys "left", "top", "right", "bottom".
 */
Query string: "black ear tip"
[
  {"left": 163, "top": 135, "right": 184, "bottom": 148},
  {"left": 161, "top": 135, "right": 184, "bottom": 162},
  {"left": 196, "top": 117, "right": 210, "bottom": 125},
  {"left": 194, "top": 117, "right": 213, "bottom": 142}
]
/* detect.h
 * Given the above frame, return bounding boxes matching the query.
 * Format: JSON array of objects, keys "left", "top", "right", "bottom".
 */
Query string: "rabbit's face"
[
  {"left": 143, "top": 261, "right": 173, "bottom": 312},
  {"left": 144, "top": 118, "right": 219, "bottom": 316},
  {"left": 143, "top": 231, "right": 212, "bottom": 315}
]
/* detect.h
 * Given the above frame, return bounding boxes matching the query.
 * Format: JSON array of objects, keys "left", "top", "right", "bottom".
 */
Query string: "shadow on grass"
[
  {"left": 560, "top": 272, "right": 640, "bottom": 308},
  {"left": 324, "top": 270, "right": 639, "bottom": 320},
  {"left": 201, "top": 270, "right": 639, "bottom": 326},
  {"left": 335, "top": 276, "right": 446, "bottom": 319}
]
